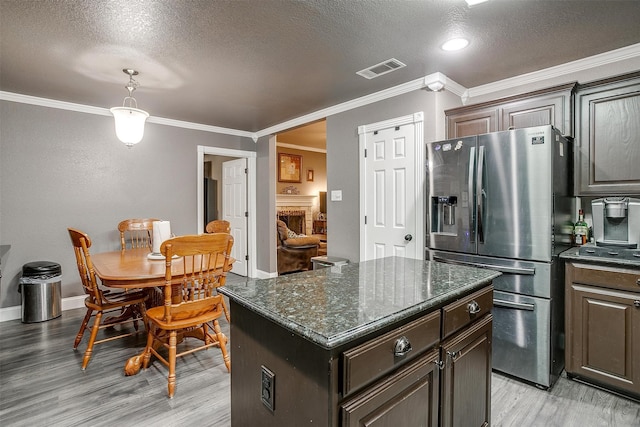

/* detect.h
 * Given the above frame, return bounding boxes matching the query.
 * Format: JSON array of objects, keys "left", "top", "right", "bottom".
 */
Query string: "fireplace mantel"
[{"left": 276, "top": 194, "right": 316, "bottom": 207}]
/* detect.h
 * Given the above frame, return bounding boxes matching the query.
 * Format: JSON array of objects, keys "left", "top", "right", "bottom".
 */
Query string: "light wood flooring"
[{"left": 1, "top": 278, "right": 639, "bottom": 426}]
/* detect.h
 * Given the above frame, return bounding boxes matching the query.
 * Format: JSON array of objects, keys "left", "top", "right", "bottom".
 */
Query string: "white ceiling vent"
[{"left": 357, "top": 58, "right": 406, "bottom": 79}]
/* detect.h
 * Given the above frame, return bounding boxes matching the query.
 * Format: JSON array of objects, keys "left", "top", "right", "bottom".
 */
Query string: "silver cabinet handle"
[
  {"left": 634, "top": 300, "right": 640, "bottom": 308},
  {"left": 447, "top": 350, "right": 461, "bottom": 360},
  {"left": 393, "top": 336, "right": 412, "bottom": 357},
  {"left": 467, "top": 300, "right": 480, "bottom": 314}
]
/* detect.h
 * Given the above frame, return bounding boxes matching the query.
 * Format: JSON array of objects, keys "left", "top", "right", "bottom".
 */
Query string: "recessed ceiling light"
[
  {"left": 441, "top": 38, "right": 469, "bottom": 51},
  {"left": 466, "top": 0, "right": 489, "bottom": 6}
]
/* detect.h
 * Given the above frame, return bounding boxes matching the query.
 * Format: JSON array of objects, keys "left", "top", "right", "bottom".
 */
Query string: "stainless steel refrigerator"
[{"left": 426, "top": 125, "right": 572, "bottom": 388}]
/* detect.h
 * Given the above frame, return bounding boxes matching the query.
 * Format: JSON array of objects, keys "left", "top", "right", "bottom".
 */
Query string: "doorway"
[
  {"left": 197, "top": 146, "right": 257, "bottom": 277},
  {"left": 276, "top": 120, "right": 327, "bottom": 254}
]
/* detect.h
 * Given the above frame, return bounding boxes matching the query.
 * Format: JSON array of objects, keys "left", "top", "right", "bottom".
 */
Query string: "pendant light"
[{"left": 110, "top": 69, "right": 149, "bottom": 147}]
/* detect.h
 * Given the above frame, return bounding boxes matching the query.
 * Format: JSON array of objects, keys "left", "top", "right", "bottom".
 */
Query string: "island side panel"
[{"left": 229, "top": 301, "right": 335, "bottom": 426}]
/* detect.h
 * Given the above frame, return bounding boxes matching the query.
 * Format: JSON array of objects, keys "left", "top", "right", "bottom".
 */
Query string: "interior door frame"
[
  {"left": 357, "top": 112, "right": 425, "bottom": 262},
  {"left": 197, "top": 145, "right": 257, "bottom": 278}
]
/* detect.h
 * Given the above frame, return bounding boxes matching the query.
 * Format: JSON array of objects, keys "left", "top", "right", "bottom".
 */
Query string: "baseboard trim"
[
  {"left": 255, "top": 269, "right": 278, "bottom": 279},
  {"left": 0, "top": 295, "right": 86, "bottom": 322}
]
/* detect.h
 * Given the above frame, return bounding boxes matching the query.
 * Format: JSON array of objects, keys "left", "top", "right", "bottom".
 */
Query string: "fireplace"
[{"left": 278, "top": 210, "right": 306, "bottom": 235}]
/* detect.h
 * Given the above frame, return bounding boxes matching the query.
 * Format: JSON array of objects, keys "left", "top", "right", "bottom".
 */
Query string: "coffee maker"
[{"left": 592, "top": 197, "right": 640, "bottom": 248}]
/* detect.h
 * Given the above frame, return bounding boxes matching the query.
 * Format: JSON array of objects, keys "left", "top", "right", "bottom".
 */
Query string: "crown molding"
[
  {"left": 256, "top": 76, "right": 430, "bottom": 139},
  {"left": 4, "top": 42, "right": 638, "bottom": 143},
  {"left": 465, "top": 42, "right": 640, "bottom": 100},
  {"left": 0, "top": 91, "right": 255, "bottom": 140}
]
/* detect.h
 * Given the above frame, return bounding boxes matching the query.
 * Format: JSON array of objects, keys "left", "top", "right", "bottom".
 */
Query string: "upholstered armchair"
[{"left": 276, "top": 220, "right": 320, "bottom": 274}]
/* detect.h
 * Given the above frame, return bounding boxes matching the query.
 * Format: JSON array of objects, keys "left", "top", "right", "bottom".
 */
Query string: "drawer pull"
[
  {"left": 447, "top": 350, "right": 461, "bottom": 361},
  {"left": 634, "top": 300, "right": 640, "bottom": 308},
  {"left": 393, "top": 336, "right": 412, "bottom": 357},
  {"left": 637, "top": 278, "right": 640, "bottom": 285},
  {"left": 467, "top": 300, "right": 481, "bottom": 314}
]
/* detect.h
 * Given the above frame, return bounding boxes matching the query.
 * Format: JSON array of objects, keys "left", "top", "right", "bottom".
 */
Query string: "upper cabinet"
[
  {"left": 445, "top": 82, "right": 577, "bottom": 138},
  {"left": 575, "top": 72, "right": 640, "bottom": 195}
]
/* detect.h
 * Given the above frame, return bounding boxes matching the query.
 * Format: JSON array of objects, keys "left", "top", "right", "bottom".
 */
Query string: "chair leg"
[
  {"left": 213, "top": 319, "right": 231, "bottom": 372},
  {"left": 74, "top": 308, "right": 93, "bottom": 349},
  {"left": 142, "top": 325, "right": 155, "bottom": 370},
  {"left": 168, "top": 330, "right": 177, "bottom": 398},
  {"left": 81, "top": 311, "right": 102, "bottom": 370}
]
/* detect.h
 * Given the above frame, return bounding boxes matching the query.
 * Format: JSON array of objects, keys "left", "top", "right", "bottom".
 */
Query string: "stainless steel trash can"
[
  {"left": 311, "top": 256, "right": 349, "bottom": 270},
  {"left": 19, "top": 261, "right": 62, "bottom": 323}
]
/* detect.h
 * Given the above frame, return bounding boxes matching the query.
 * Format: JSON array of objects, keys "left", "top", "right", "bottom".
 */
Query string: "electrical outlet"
[{"left": 261, "top": 365, "right": 275, "bottom": 411}]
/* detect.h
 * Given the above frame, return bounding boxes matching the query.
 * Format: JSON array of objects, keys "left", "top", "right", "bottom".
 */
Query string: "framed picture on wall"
[{"left": 278, "top": 153, "right": 302, "bottom": 183}]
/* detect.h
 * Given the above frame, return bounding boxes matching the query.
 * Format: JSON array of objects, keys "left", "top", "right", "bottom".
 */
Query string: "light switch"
[{"left": 331, "top": 190, "right": 342, "bottom": 201}]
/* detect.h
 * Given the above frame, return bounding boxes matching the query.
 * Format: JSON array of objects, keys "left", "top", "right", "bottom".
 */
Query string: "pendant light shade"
[
  {"left": 110, "top": 69, "right": 149, "bottom": 147},
  {"left": 110, "top": 106, "right": 149, "bottom": 146}
]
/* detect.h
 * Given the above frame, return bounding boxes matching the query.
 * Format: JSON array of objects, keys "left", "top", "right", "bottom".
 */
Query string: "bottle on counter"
[{"left": 574, "top": 209, "right": 588, "bottom": 246}]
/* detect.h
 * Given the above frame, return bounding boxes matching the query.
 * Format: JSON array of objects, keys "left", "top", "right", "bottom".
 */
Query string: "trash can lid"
[{"left": 22, "top": 261, "right": 62, "bottom": 277}]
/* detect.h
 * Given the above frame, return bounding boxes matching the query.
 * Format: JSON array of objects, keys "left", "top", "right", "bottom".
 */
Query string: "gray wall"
[
  {"left": 0, "top": 101, "right": 256, "bottom": 308},
  {"left": 255, "top": 135, "right": 277, "bottom": 273},
  {"left": 325, "top": 89, "right": 461, "bottom": 262}
]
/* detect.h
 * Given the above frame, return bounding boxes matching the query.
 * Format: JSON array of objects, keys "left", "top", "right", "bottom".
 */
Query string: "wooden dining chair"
[
  {"left": 118, "top": 218, "right": 160, "bottom": 250},
  {"left": 205, "top": 219, "right": 230, "bottom": 234},
  {"left": 68, "top": 228, "right": 148, "bottom": 370},
  {"left": 140, "top": 233, "right": 233, "bottom": 397}
]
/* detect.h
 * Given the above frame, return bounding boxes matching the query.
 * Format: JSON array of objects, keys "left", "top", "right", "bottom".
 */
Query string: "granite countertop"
[
  {"left": 220, "top": 256, "right": 500, "bottom": 350},
  {"left": 560, "top": 245, "right": 640, "bottom": 268}
]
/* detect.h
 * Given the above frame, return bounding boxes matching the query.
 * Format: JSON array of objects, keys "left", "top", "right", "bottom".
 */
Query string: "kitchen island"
[{"left": 219, "top": 256, "right": 500, "bottom": 426}]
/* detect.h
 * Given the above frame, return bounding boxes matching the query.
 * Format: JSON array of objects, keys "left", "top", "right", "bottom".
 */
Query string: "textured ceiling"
[{"left": 1, "top": 0, "right": 639, "bottom": 133}]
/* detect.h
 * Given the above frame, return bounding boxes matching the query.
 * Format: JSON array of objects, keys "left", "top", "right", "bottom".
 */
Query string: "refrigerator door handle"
[
  {"left": 468, "top": 146, "right": 476, "bottom": 244},
  {"left": 493, "top": 299, "right": 535, "bottom": 311},
  {"left": 477, "top": 146, "right": 485, "bottom": 244},
  {"left": 432, "top": 256, "right": 535, "bottom": 275}
]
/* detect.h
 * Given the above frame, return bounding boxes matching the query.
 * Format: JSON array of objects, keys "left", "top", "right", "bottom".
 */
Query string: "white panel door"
[
  {"left": 364, "top": 124, "right": 417, "bottom": 260},
  {"left": 222, "top": 158, "right": 247, "bottom": 276}
]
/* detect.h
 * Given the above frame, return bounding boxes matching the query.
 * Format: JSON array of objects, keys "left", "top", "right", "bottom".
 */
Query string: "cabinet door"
[
  {"left": 502, "top": 93, "right": 571, "bottom": 135},
  {"left": 446, "top": 108, "right": 498, "bottom": 138},
  {"left": 440, "top": 314, "right": 492, "bottom": 427},
  {"left": 567, "top": 283, "right": 640, "bottom": 395},
  {"left": 576, "top": 74, "right": 640, "bottom": 195},
  {"left": 341, "top": 349, "right": 440, "bottom": 427}
]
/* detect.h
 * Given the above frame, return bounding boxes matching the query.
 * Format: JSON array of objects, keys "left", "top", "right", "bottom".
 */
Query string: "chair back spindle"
[{"left": 118, "top": 218, "right": 160, "bottom": 250}]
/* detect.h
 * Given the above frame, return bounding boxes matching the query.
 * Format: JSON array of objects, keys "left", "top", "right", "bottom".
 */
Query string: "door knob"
[{"left": 404, "top": 234, "right": 413, "bottom": 242}]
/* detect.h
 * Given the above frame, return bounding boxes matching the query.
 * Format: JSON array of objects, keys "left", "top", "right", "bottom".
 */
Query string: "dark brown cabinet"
[
  {"left": 565, "top": 261, "right": 640, "bottom": 398},
  {"left": 341, "top": 349, "right": 440, "bottom": 427},
  {"left": 574, "top": 72, "right": 640, "bottom": 195},
  {"left": 342, "top": 285, "right": 493, "bottom": 427},
  {"left": 440, "top": 314, "right": 492, "bottom": 427},
  {"left": 445, "top": 82, "right": 576, "bottom": 138}
]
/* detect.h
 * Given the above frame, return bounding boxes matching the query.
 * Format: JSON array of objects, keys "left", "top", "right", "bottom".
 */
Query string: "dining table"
[{"left": 90, "top": 246, "right": 234, "bottom": 375}]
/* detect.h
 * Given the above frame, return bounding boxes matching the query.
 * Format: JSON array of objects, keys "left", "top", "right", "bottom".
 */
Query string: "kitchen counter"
[
  {"left": 220, "top": 256, "right": 500, "bottom": 349},
  {"left": 220, "top": 256, "right": 500, "bottom": 426},
  {"left": 560, "top": 245, "right": 640, "bottom": 268}
]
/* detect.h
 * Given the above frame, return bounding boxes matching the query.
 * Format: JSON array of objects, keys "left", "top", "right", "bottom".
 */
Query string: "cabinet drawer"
[
  {"left": 342, "top": 310, "right": 441, "bottom": 397},
  {"left": 569, "top": 262, "right": 640, "bottom": 292},
  {"left": 442, "top": 286, "right": 493, "bottom": 339}
]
